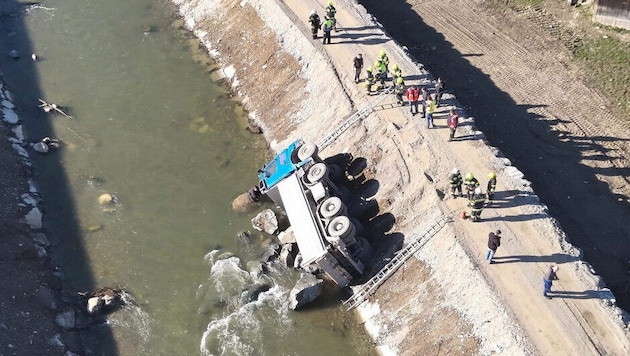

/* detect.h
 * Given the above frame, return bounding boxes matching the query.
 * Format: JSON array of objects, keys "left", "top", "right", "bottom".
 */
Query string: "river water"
[{"left": 0, "top": 0, "right": 375, "bottom": 355}]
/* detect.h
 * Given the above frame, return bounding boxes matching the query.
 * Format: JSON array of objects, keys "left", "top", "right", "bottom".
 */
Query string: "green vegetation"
[{"left": 574, "top": 36, "right": 630, "bottom": 118}]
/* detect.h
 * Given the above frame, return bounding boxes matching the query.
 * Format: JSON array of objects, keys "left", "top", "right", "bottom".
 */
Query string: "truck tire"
[
  {"left": 319, "top": 197, "right": 347, "bottom": 219},
  {"left": 297, "top": 143, "right": 319, "bottom": 162},
  {"left": 327, "top": 216, "right": 355, "bottom": 239},
  {"left": 306, "top": 163, "right": 328, "bottom": 184}
]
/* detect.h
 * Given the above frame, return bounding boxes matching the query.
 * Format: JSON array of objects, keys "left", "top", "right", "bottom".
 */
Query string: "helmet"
[
  {"left": 311, "top": 9, "right": 316, "bottom": 15},
  {"left": 328, "top": 1, "right": 333, "bottom": 6},
  {"left": 379, "top": 50, "right": 386, "bottom": 58},
  {"left": 393, "top": 64, "right": 399, "bottom": 70},
  {"left": 489, "top": 171, "right": 496, "bottom": 179},
  {"left": 396, "top": 77, "right": 403, "bottom": 84},
  {"left": 367, "top": 66, "right": 373, "bottom": 72},
  {"left": 375, "top": 60, "right": 381, "bottom": 66},
  {"left": 452, "top": 168, "right": 459, "bottom": 174},
  {"left": 466, "top": 173, "right": 473, "bottom": 180},
  {"left": 474, "top": 187, "right": 482, "bottom": 195}
]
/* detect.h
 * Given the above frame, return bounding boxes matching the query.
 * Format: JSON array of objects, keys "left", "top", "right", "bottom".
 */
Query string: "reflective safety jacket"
[
  {"left": 464, "top": 177, "right": 480, "bottom": 191},
  {"left": 487, "top": 177, "right": 497, "bottom": 193},
  {"left": 449, "top": 173, "right": 463, "bottom": 187},
  {"left": 309, "top": 14, "right": 321, "bottom": 28},
  {"left": 406, "top": 87, "right": 419, "bottom": 101},
  {"left": 325, "top": 5, "right": 336, "bottom": 19}
]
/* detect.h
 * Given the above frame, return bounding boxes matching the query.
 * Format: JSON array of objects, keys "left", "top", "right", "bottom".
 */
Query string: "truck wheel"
[
  {"left": 319, "top": 197, "right": 346, "bottom": 219},
  {"left": 327, "top": 216, "right": 355, "bottom": 239},
  {"left": 297, "top": 143, "right": 319, "bottom": 162},
  {"left": 307, "top": 163, "right": 328, "bottom": 184}
]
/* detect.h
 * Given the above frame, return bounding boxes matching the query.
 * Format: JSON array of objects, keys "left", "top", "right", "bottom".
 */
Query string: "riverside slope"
[{"left": 172, "top": 0, "right": 630, "bottom": 354}]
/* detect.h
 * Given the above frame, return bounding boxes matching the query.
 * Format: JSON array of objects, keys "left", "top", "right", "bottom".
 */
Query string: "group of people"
[
  {"left": 449, "top": 169, "right": 496, "bottom": 222},
  {"left": 308, "top": 2, "right": 338, "bottom": 45}
]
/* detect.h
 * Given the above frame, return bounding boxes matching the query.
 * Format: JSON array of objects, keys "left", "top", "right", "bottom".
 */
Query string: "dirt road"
[{"left": 175, "top": 0, "right": 630, "bottom": 354}]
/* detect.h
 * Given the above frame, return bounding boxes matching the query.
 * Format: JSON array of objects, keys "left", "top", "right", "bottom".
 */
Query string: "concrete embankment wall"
[{"left": 171, "top": 0, "right": 629, "bottom": 354}]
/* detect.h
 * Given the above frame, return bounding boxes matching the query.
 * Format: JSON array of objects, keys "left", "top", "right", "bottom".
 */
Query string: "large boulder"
[
  {"left": 251, "top": 209, "right": 278, "bottom": 235},
  {"left": 289, "top": 273, "right": 323, "bottom": 310}
]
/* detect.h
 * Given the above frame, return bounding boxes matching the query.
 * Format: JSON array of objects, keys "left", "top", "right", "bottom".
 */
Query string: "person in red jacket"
[
  {"left": 447, "top": 108, "right": 459, "bottom": 141},
  {"left": 405, "top": 85, "right": 420, "bottom": 116}
]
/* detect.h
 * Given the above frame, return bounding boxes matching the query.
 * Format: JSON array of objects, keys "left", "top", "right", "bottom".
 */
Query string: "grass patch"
[{"left": 574, "top": 36, "right": 630, "bottom": 121}]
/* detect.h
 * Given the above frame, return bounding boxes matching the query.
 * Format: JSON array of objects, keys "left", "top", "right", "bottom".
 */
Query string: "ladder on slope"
[
  {"left": 317, "top": 86, "right": 394, "bottom": 150},
  {"left": 343, "top": 214, "right": 449, "bottom": 310}
]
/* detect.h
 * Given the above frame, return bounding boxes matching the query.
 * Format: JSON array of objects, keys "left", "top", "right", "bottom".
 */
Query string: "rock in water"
[
  {"left": 98, "top": 193, "right": 113, "bottom": 205},
  {"left": 232, "top": 192, "right": 258, "bottom": 213},
  {"left": 251, "top": 209, "right": 278, "bottom": 235},
  {"left": 289, "top": 273, "right": 323, "bottom": 310}
]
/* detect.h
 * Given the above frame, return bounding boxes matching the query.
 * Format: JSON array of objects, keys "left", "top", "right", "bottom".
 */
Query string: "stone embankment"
[{"left": 172, "top": 0, "right": 630, "bottom": 354}]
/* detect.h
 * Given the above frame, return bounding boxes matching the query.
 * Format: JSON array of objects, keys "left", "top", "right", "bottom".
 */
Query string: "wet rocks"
[
  {"left": 231, "top": 191, "right": 259, "bottom": 213},
  {"left": 289, "top": 273, "right": 323, "bottom": 310},
  {"left": 85, "top": 287, "right": 125, "bottom": 316},
  {"left": 251, "top": 209, "right": 278, "bottom": 235}
]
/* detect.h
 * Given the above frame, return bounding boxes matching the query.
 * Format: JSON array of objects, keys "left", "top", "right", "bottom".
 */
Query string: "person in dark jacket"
[
  {"left": 308, "top": 10, "right": 321, "bottom": 39},
  {"left": 353, "top": 54, "right": 363, "bottom": 83},
  {"left": 449, "top": 168, "right": 463, "bottom": 198},
  {"left": 486, "top": 230, "right": 502, "bottom": 264},
  {"left": 543, "top": 265, "right": 559, "bottom": 299},
  {"left": 447, "top": 109, "right": 459, "bottom": 141},
  {"left": 470, "top": 187, "right": 486, "bottom": 222}
]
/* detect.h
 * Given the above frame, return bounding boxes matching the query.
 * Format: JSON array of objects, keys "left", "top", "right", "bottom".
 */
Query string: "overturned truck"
[{"left": 257, "top": 140, "right": 372, "bottom": 287}]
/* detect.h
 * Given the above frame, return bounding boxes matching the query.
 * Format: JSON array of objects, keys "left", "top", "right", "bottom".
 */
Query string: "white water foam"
[{"left": 199, "top": 252, "right": 292, "bottom": 356}]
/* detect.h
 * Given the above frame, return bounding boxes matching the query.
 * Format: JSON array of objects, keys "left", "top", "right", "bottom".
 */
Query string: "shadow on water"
[
  {"left": 0, "top": 1, "right": 116, "bottom": 354},
  {"left": 358, "top": 0, "right": 630, "bottom": 311}
]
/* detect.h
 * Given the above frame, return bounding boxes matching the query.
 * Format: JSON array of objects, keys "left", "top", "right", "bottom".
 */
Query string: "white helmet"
[
  {"left": 452, "top": 168, "right": 459, "bottom": 174},
  {"left": 311, "top": 9, "right": 316, "bottom": 15},
  {"left": 474, "top": 187, "right": 482, "bottom": 195}
]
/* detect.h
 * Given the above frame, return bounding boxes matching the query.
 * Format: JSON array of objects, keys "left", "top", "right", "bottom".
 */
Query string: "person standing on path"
[
  {"left": 325, "top": 1, "right": 337, "bottom": 31},
  {"left": 391, "top": 64, "right": 402, "bottom": 83},
  {"left": 420, "top": 87, "right": 429, "bottom": 117},
  {"left": 379, "top": 50, "right": 389, "bottom": 80},
  {"left": 435, "top": 77, "right": 444, "bottom": 106},
  {"left": 543, "top": 265, "right": 559, "bottom": 299},
  {"left": 470, "top": 187, "right": 486, "bottom": 222},
  {"left": 406, "top": 85, "right": 419, "bottom": 115},
  {"left": 486, "top": 230, "right": 502, "bottom": 264},
  {"left": 353, "top": 54, "right": 363, "bottom": 83},
  {"left": 487, "top": 171, "right": 497, "bottom": 205},
  {"left": 322, "top": 18, "right": 333, "bottom": 45},
  {"left": 449, "top": 168, "right": 463, "bottom": 198},
  {"left": 464, "top": 172, "right": 480, "bottom": 201},
  {"left": 447, "top": 109, "right": 459, "bottom": 141},
  {"left": 425, "top": 95, "right": 436, "bottom": 128},
  {"left": 308, "top": 10, "right": 321, "bottom": 39},
  {"left": 365, "top": 66, "right": 375, "bottom": 94},
  {"left": 394, "top": 77, "right": 406, "bottom": 106}
]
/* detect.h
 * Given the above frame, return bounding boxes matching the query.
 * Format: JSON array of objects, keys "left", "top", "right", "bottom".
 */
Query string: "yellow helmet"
[
  {"left": 379, "top": 50, "right": 386, "bottom": 58},
  {"left": 393, "top": 64, "right": 399, "bottom": 71},
  {"left": 396, "top": 77, "right": 404, "bottom": 84},
  {"left": 466, "top": 173, "right": 473, "bottom": 180},
  {"left": 489, "top": 172, "right": 496, "bottom": 179},
  {"left": 328, "top": 1, "right": 333, "bottom": 5},
  {"left": 375, "top": 60, "right": 382, "bottom": 66},
  {"left": 367, "top": 66, "right": 373, "bottom": 72}
]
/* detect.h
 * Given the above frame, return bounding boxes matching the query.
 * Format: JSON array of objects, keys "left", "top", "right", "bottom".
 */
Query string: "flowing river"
[{"left": 0, "top": 0, "right": 375, "bottom": 355}]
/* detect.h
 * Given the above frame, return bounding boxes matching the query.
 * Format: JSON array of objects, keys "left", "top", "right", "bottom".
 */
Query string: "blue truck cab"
[{"left": 258, "top": 140, "right": 312, "bottom": 194}]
